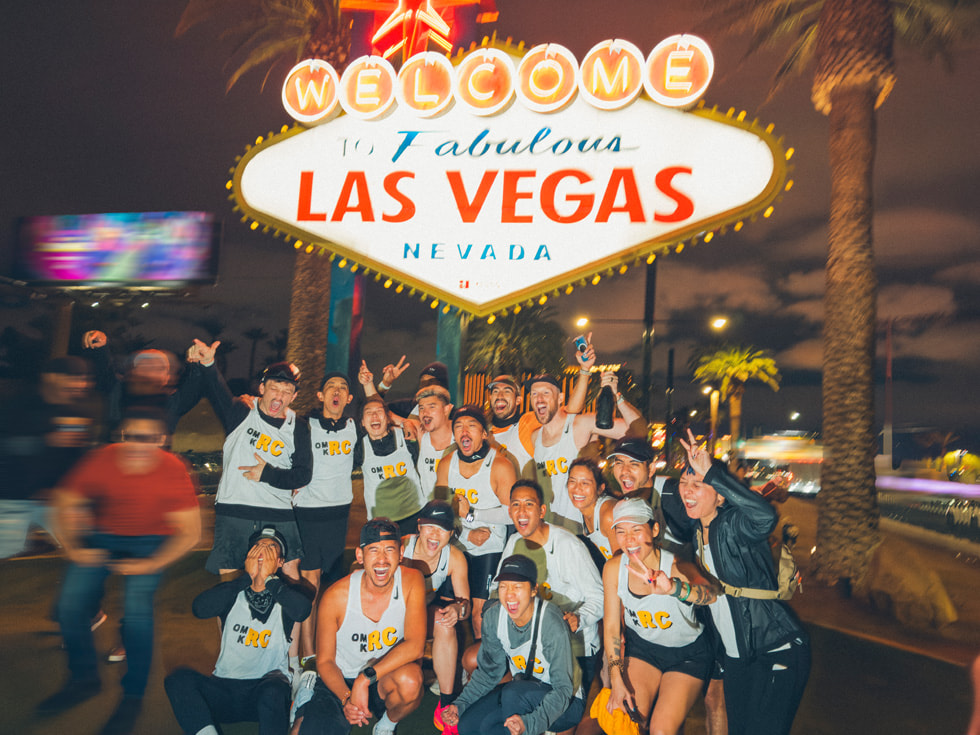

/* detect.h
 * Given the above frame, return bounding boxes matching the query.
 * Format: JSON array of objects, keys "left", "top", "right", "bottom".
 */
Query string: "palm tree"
[
  {"left": 177, "top": 0, "right": 352, "bottom": 413},
  {"left": 465, "top": 304, "right": 568, "bottom": 378},
  {"left": 693, "top": 345, "right": 781, "bottom": 448},
  {"left": 699, "top": 0, "right": 980, "bottom": 586}
]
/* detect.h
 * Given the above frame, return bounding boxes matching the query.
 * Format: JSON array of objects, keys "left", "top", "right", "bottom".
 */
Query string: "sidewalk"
[{"left": 2, "top": 490, "right": 977, "bottom": 734}]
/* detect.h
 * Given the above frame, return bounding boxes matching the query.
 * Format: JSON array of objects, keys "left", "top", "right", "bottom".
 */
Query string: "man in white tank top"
[
  {"left": 529, "top": 347, "right": 643, "bottom": 532},
  {"left": 296, "top": 519, "right": 426, "bottom": 735},
  {"left": 165, "top": 527, "right": 312, "bottom": 735},
  {"left": 294, "top": 372, "right": 357, "bottom": 669},
  {"left": 484, "top": 345, "right": 593, "bottom": 478},
  {"left": 408, "top": 385, "right": 454, "bottom": 501},
  {"left": 434, "top": 406, "right": 516, "bottom": 641}
]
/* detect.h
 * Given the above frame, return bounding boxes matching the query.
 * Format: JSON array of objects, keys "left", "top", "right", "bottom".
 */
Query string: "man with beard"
[
  {"left": 529, "top": 367, "right": 642, "bottom": 531},
  {"left": 435, "top": 406, "right": 516, "bottom": 641},
  {"left": 190, "top": 340, "right": 312, "bottom": 580},
  {"left": 484, "top": 338, "right": 594, "bottom": 477},
  {"left": 608, "top": 437, "right": 659, "bottom": 506},
  {"left": 293, "top": 372, "right": 357, "bottom": 668},
  {"left": 295, "top": 518, "right": 426, "bottom": 735},
  {"left": 492, "top": 480, "right": 604, "bottom": 706}
]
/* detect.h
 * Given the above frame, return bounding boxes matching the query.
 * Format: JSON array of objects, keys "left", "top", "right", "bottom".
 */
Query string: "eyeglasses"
[{"left": 122, "top": 433, "right": 164, "bottom": 444}]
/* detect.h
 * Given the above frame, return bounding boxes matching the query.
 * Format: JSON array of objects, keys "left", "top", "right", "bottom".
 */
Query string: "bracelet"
[
  {"left": 378, "top": 380, "right": 391, "bottom": 391},
  {"left": 341, "top": 691, "right": 352, "bottom": 706},
  {"left": 670, "top": 578, "right": 683, "bottom": 597},
  {"left": 680, "top": 582, "right": 692, "bottom": 602},
  {"left": 607, "top": 656, "right": 625, "bottom": 673},
  {"left": 616, "top": 393, "right": 625, "bottom": 403},
  {"left": 579, "top": 368, "right": 591, "bottom": 375}
]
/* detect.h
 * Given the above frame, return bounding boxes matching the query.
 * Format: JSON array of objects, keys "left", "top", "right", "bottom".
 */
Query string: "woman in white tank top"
[
  {"left": 567, "top": 458, "right": 618, "bottom": 563},
  {"left": 602, "top": 499, "right": 717, "bottom": 735}
]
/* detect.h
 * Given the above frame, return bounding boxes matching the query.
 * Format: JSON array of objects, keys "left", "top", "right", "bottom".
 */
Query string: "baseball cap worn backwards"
[
  {"left": 360, "top": 517, "right": 401, "bottom": 548},
  {"left": 525, "top": 374, "right": 561, "bottom": 392},
  {"left": 452, "top": 405, "right": 488, "bottom": 430},
  {"left": 611, "top": 498, "right": 655, "bottom": 527},
  {"left": 486, "top": 375, "right": 520, "bottom": 393},
  {"left": 262, "top": 362, "right": 301, "bottom": 385}
]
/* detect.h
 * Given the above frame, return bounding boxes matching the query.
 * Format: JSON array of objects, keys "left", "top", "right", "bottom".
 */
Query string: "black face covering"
[
  {"left": 244, "top": 586, "right": 275, "bottom": 623},
  {"left": 458, "top": 442, "right": 490, "bottom": 463},
  {"left": 490, "top": 413, "right": 519, "bottom": 429}
]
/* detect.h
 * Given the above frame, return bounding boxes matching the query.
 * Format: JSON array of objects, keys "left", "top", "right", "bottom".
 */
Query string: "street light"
[
  {"left": 711, "top": 316, "right": 729, "bottom": 331},
  {"left": 575, "top": 316, "right": 589, "bottom": 328}
]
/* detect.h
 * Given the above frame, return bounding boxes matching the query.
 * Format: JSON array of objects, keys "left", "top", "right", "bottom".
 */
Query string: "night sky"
[{"left": 2, "top": 1, "right": 978, "bottom": 441}]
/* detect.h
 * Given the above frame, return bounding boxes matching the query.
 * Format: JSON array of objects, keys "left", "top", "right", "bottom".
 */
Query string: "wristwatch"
[{"left": 362, "top": 666, "right": 378, "bottom": 684}]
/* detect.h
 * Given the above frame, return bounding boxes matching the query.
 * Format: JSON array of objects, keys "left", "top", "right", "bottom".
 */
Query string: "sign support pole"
[{"left": 437, "top": 307, "right": 468, "bottom": 405}]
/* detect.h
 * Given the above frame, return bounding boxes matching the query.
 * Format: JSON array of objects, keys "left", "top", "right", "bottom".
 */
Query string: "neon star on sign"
[{"left": 241, "top": 39, "right": 789, "bottom": 317}]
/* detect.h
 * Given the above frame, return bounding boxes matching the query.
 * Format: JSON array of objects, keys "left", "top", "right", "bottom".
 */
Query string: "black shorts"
[
  {"left": 624, "top": 626, "right": 713, "bottom": 681},
  {"left": 297, "top": 677, "right": 385, "bottom": 735},
  {"left": 206, "top": 513, "right": 303, "bottom": 574},
  {"left": 466, "top": 551, "right": 502, "bottom": 600},
  {"left": 295, "top": 505, "right": 350, "bottom": 574}
]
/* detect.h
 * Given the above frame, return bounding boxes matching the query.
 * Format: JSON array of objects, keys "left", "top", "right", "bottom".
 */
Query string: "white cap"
[{"left": 611, "top": 498, "right": 654, "bottom": 527}]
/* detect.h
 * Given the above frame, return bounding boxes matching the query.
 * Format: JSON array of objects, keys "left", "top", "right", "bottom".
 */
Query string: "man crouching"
[
  {"left": 296, "top": 517, "right": 426, "bottom": 735},
  {"left": 165, "top": 526, "right": 311, "bottom": 735}
]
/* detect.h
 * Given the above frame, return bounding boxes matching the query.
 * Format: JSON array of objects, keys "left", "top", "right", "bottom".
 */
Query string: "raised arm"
[{"left": 564, "top": 331, "right": 596, "bottom": 415}]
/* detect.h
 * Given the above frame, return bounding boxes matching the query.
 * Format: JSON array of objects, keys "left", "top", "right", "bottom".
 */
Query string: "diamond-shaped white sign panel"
[{"left": 235, "top": 90, "right": 786, "bottom": 316}]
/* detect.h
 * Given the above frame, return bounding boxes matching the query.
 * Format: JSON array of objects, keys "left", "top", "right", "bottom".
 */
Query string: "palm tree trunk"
[
  {"left": 728, "top": 392, "right": 743, "bottom": 451},
  {"left": 286, "top": 251, "right": 331, "bottom": 415},
  {"left": 814, "top": 81, "right": 881, "bottom": 586}
]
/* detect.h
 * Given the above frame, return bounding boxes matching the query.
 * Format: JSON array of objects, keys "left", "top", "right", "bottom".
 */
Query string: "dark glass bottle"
[{"left": 595, "top": 385, "right": 615, "bottom": 430}]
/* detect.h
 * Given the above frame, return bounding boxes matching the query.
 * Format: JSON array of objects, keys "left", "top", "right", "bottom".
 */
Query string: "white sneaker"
[
  {"left": 429, "top": 679, "right": 441, "bottom": 695},
  {"left": 373, "top": 717, "right": 397, "bottom": 735}
]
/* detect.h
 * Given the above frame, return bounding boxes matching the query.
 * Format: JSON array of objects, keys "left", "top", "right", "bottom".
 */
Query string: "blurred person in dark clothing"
[
  {"left": 0, "top": 355, "right": 95, "bottom": 559},
  {"left": 82, "top": 329, "right": 203, "bottom": 436}
]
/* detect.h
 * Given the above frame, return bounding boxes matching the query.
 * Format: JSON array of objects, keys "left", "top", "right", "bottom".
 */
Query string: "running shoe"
[
  {"left": 90, "top": 610, "right": 108, "bottom": 631},
  {"left": 107, "top": 645, "right": 126, "bottom": 663}
]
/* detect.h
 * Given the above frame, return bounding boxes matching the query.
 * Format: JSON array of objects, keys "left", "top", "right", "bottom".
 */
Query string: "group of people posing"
[{"left": 17, "top": 330, "right": 810, "bottom": 735}]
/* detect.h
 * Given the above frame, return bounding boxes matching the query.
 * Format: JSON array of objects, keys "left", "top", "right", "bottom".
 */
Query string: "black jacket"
[{"left": 663, "top": 462, "right": 807, "bottom": 659}]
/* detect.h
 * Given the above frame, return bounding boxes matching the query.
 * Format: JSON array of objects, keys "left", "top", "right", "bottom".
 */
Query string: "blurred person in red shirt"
[{"left": 37, "top": 406, "right": 201, "bottom": 735}]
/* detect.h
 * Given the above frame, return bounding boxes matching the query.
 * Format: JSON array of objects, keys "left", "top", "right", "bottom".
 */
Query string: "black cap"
[
  {"left": 262, "top": 361, "right": 301, "bottom": 385},
  {"left": 247, "top": 526, "right": 288, "bottom": 558},
  {"left": 486, "top": 375, "right": 520, "bottom": 393},
  {"left": 419, "top": 361, "right": 449, "bottom": 389},
  {"left": 43, "top": 355, "right": 91, "bottom": 377},
  {"left": 495, "top": 554, "right": 538, "bottom": 585},
  {"left": 525, "top": 374, "right": 561, "bottom": 391},
  {"left": 451, "top": 405, "right": 488, "bottom": 431},
  {"left": 608, "top": 437, "right": 655, "bottom": 464},
  {"left": 320, "top": 371, "right": 351, "bottom": 391},
  {"left": 359, "top": 517, "right": 401, "bottom": 548},
  {"left": 418, "top": 500, "right": 455, "bottom": 532}
]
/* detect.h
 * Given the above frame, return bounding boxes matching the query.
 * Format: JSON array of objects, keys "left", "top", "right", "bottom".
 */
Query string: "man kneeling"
[
  {"left": 441, "top": 554, "right": 584, "bottom": 735},
  {"left": 165, "top": 527, "right": 312, "bottom": 735},
  {"left": 297, "top": 517, "right": 426, "bottom": 735}
]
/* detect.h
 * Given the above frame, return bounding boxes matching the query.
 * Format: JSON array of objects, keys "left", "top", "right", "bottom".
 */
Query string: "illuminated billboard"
[
  {"left": 12, "top": 211, "right": 221, "bottom": 287},
  {"left": 233, "top": 36, "right": 791, "bottom": 317}
]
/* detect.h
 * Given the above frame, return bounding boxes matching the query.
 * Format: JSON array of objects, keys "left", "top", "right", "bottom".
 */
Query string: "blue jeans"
[
  {"left": 56, "top": 533, "right": 167, "bottom": 697},
  {"left": 0, "top": 498, "right": 53, "bottom": 559}
]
